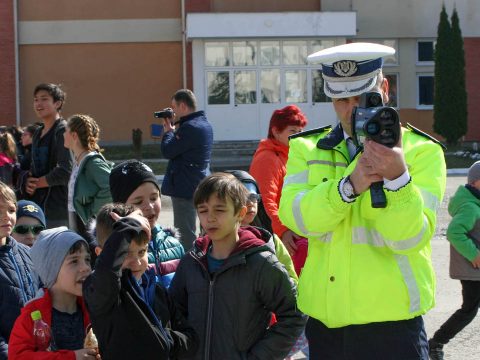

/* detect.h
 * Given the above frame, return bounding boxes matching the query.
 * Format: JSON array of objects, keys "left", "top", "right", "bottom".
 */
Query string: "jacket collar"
[
  {"left": 177, "top": 110, "right": 205, "bottom": 126},
  {"left": 316, "top": 124, "right": 344, "bottom": 150}
]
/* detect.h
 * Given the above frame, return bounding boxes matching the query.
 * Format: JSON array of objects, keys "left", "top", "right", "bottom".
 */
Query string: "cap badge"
[
  {"left": 23, "top": 205, "right": 38, "bottom": 213},
  {"left": 333, "top": 61, "right": 358, "bottom": 77}
]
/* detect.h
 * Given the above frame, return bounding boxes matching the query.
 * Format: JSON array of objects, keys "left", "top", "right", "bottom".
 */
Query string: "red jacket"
[
  {"left": 250, "top": 138, "right": 289, "bottom": 237},
  {"left": 8, "top": 289, "right": 90, "bottom": 360}
]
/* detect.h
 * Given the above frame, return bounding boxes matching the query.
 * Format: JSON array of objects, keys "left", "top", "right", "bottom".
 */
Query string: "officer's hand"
[
  {"left": 349, "top": 154, "right": 383, "bottom": 194},
  {"left": 471, "top": 253, "right": 480, "bottom": 269},
  {"left": 281, "top": 230, "right": 299, "bottom": 256},
  {"left": 163, "top": 118, "right": 175, "bottom": 133},
  {"left": 362, "top": 139, "right": 407, "bottom": 181}
]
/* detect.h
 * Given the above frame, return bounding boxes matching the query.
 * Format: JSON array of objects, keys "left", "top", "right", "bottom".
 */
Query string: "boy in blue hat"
[{"left": 11, "top": 200, "right": 46, "bottom": 247}]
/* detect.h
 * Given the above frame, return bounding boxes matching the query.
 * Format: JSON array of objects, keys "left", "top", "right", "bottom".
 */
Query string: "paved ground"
[{"left": 159, "top": 176, "right": 479, "bottom": 359}]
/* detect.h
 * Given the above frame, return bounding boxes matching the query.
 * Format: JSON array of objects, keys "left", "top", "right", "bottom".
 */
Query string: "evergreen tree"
[
  {"left": 433, "top": 5, "right": 454, "bottom": 144},
  {"left": 449, "top": 7, "right": 468, "bottom": 144}
]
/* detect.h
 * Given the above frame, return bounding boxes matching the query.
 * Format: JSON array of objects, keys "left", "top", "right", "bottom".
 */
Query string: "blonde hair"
[
  {"left": 0, "top": 181, "right": 16, "bottom": 207},
  {"left": 0, "top": 133, "right": 17, "bottom": 161},
  {"left": 67, "top": 114, "right": 100, "bottom": 152}
]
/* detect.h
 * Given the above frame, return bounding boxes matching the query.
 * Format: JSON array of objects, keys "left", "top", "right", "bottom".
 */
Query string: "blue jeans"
[
  {"left": 306, "top": 316, "right": 428, "bottom": 360},
  {"left": 171, "top": 196, "right": 197, "bottom": 251}
]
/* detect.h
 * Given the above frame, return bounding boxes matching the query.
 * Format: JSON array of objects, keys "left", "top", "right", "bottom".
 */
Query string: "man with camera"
[
  {"left": 158, "top": 89, "right": 213, "bottom": 250},
  {"left": 278, "top": 43, "right": 446, "bottom": 359}
]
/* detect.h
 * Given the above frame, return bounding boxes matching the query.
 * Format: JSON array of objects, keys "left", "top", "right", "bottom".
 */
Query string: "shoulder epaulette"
[
  {"left": 289, "top": 125, "right": 332, "bottom": 140},
  {"left": 406, "top": 123, "right": 446, "bottom": 150}
]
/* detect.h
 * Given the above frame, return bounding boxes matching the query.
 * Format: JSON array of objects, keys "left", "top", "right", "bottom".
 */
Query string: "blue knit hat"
[{"left": 16, "top": 200, "right": 46, "bottom": 227}]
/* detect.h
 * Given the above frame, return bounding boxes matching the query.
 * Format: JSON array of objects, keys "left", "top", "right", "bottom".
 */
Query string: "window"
[
  {"left": 312, "top": 70, "right": 331, "bottom": 103},
  {"left": 205, "top": 42, "right": 230, "bottom": 67},
  {"left": 260, "top": 41, "right": 280, "bottom": 66},
  {"left": 232, "top": 41, "right": 257, "bottom": 66},
  {"left": 207, "top": 71, "right": 229, "bottom": 104},
  {"left": 282, "top": 41, "right": 308, "bottom": 65},
  {"left": 417, "top": 40, "right": 435, "bottom": 64},
  {"left": 234, "top": 71, "right": 257, "bottom": 104},
  {"left": 384, "top": 74, "right": 398, "bottom": 108},
  {"left": 417, "top": 74, "right": 434, "bottom": 108},
  {"left": 260, "top": 70, "right": 280, "bottom": 103},
  {"left": 350, "top": 39, "right": 398, "bottom": 65},
  {"left": 285, "top": 70, "right": 307, "bottom": 103}
]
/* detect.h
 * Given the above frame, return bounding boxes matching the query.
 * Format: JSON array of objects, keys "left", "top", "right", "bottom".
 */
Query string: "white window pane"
[
  {"left": 385, "top": 74, "right": 398, "bottom": 107},
  {"left": 207, "top": 71, "right": 230, "bottom": 104},
  {"left": 285, "top": 70, "right": 307, "bottom": 103},
  {"left": 260, "top": 41, "right": 280, "bottom": 66},
  {"left": 312, "top": 70, "right": 331, "bottom": 103},
  {"left": 205, "top": 42, "right": 230, "bottom": 67},
  {"left": 310, "top": 40, "right": 336, "bottom": 55},
  {"left": 283, "top": 41, "right": 308, "bottom": 65},
  {"left": 235, "top": 71, "right": 257, "bottom": 104},
  {"left": 261, "top": 70, "right": 280, "bottom": 103},
  {"left": 232, "top": 41, "right": 257, "bottom": 66}
]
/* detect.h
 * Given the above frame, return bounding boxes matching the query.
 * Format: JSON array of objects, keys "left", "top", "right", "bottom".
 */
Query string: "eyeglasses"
[
  {"left": 247, "top": 193, "right": 261, "bottom": 203},
  {"left": 13, "top": 224, "right": 45, "bottom": 235}
]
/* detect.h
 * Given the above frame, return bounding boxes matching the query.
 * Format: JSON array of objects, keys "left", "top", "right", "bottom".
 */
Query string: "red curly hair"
[{"left": 267, "top": 105, "right": 308, "bottom": 139}]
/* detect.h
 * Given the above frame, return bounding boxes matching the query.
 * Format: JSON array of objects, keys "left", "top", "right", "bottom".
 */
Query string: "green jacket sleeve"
[
  {"left": 447, "top": 203, "right": 480, "bottom": 261},
  {"left": 272, "top": 234, "right": 298, "bottom": 284},
  {"left": 86, "top": 157, "right": 112, "bottom": 216}
]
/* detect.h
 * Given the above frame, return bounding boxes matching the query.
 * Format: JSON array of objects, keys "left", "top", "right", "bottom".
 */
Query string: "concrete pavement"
[{"left": 158, "top": 176, "right": 479, "bottom": 359}]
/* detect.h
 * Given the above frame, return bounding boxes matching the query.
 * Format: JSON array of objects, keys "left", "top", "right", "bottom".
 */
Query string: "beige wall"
[
  {"left": 19, "top": 42, "right": 183, "bottom": 143},
  {"left": 18, "top": 0, "right": 180, "bottom": 20}
]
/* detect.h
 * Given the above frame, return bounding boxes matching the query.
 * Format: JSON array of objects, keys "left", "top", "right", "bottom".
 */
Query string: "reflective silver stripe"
[
  {"left": 307, "top": 159, "right": 348, "bottom": 168},
  {"left": 291, "top": 191, "right": 325, "bottom": 237},
  {"left": 394, "top": 254, "right": 421, "bottom": 313},
  {"left": 292, "top": 191, "right": 309, "bottom": 235},
  {"left": 419, "top": 188, "right": 440, "bottom": 212},
  {"left": 352, "top": 216, "right": 428, "bottom": 251},
  {"left": 283, "top": 170, "right": 309, "bottom": 187}
]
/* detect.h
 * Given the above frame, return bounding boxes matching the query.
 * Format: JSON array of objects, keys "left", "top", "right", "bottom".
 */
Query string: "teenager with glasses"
[{"left": 11, "top": 200, "right": 46, "bottom": 247}]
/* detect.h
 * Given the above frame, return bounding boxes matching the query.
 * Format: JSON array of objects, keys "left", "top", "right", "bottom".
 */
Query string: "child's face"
[
  {"left": 53, "top": 245, "right": 91, "bottom": 297},
  {"left": 0, "top": 200, "right": 16, "bottom": 240},
  {"left": 197, "top": 194, "right": 246, "bottom": 243},
  {"left": 12, "top": 216, "right": 44, "bottom": 247},
  {"left": 126, "top": 182, "right": 161, "bottom": 228},
  {"left": 63, "top": 127, "right": 76, "bottom": 150},
  {"left": 121, "top": 241, "right": 149, "bottom": 281},
  {"left": 242, "top": 194, "right": 259, "bottom": 226},
  {"left": 33, "top": 90, "right": 61, "bottom": 120}
]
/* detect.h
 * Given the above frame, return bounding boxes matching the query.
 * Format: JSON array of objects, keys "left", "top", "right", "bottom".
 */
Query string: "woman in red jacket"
[{"left": 249, "top": 105, "right": 308, "bottom": 261}]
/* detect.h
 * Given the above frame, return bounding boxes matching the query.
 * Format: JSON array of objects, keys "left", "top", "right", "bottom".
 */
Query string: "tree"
[
  {"left": 449, "top": 7, "right": 468, "bottom": 143},
  {"left": 433, "top": 5, "right": 467, "bottom": 145}
]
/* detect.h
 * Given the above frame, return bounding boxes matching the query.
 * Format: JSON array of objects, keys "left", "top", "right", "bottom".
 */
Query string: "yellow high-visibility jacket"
[{"left": 279, "top": 124, "right": 446, "bottom": 328}]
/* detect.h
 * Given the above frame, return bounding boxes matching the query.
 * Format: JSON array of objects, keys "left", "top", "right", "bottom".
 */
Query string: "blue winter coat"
[
  {"left": 0, "top": 236, "right": 38, "bottom": 359},
  {"left": 160, "top": 111, "right": 213, "bottom": 199}
]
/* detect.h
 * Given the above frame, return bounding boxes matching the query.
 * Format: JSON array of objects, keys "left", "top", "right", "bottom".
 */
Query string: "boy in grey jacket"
[
  {"left": 429, "top": 161, "right": 480, "bottom": 360},
  {"left": 169, "top": 173, "right": 306, "bottom": 360}
]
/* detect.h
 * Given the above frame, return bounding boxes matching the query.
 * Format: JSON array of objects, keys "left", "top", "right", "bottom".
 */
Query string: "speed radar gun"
[{"left": 351, "top": 91, "right": 400, "bottom": 208}]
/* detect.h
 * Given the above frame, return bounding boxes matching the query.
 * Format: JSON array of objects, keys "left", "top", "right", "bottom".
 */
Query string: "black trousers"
[
  {"left": 306, "top": 316, "right": 428, "bottom": 360},
  {"left": 432, "top": 279, "right": 480, "bottom": 345}
]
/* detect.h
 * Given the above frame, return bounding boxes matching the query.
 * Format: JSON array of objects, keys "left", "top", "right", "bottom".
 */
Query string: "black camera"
[
  {"left": 351, "top": 92, "right": 401, "bottom": 208},
  {"left": 153, "top": 108, "right": 174, "bottom": 119},
  {"left": 351, "top": 92, "right": 400, "bottom": 148}
]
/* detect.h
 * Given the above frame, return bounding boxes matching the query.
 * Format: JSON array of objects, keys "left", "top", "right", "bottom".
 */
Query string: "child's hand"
[
  {"left": 471, "top": 253, "right": 480, "bottom": 269},
  {"left": 111, "top": 209, "right": 151, "bottom": 239},
  {"left": 74, "top": 348, "right": 100, "bottom": 359}
]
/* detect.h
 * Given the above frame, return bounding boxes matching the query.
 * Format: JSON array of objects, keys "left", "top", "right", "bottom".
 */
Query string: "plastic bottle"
[{"left": 31, "top": 310, "right": 51, "bottom": 351}]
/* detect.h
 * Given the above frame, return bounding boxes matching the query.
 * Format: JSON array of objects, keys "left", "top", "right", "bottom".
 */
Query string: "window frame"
[
  {"left": 416, "top": 39, "right": 436, "bottom": 66},
  {"left": 416, "top": 73, "right": 434, "bottom": 110}
]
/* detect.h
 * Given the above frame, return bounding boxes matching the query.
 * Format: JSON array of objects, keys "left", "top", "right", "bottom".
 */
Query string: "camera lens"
[
  {"left": 368, "top": 93, "right": 382, "bottom": 107},
  {"left": 366, "top": 121, "right": 380, "bottom": 135}
]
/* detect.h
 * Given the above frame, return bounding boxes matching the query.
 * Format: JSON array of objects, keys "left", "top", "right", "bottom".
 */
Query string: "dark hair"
[
  {"left": 172, "top": 89, "right": 197, "bottom": 111},
  {"left": 95, "top": 203, "right": 148, "bottom": 247},
  {"left": 67, "top": 240, "right": 90, "bottom": 255},
  {"left": 224, "top": 170, "right": 273, "bottom": 234},
  {"left": 267, "top": 105, "right": 308, "bottom": 139},
  {"left": 194, "top": 173, "right": 248, "bottom": 214},
  {"left": 6, "top": 126, "right": 23, "bottom": 143},
  {"left": 33, "top": 83, "right": 66, "bottom": 110},
  {"left": 67, "top": 114, "right": 101, "bottom": 152},
  {"left": 24, "top": 123, "right": 40, "bottom": 136}
]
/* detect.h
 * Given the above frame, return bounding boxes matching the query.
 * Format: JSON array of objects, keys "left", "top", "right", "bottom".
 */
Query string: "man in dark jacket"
[
  {"left": 24, "top": 83, "right": 72, "bottom": 228},
  {"left": 160, "top": 89, "right": 213, "bottom": 250}
]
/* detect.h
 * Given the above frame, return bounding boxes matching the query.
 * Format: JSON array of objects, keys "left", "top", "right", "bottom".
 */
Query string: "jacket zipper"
[
  {"left": 204, "top": 278, "right": 215, "bottom": 360},
  {"left": 8, "top": 250, "right": 28, "bottom": 303}
]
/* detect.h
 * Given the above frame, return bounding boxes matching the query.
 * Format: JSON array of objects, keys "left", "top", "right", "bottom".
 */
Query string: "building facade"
[{"left": 1, "top": 0, "right": 478, "bottom": 142}]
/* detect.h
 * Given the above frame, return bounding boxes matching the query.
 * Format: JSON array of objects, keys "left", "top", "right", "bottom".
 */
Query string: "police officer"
[{"left": 278, "top": 42, "right": 447, "bottom": 359}]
